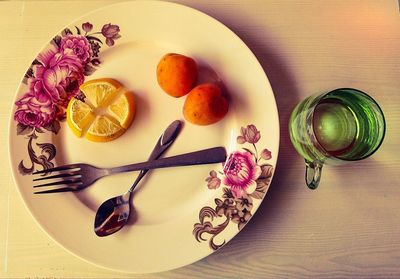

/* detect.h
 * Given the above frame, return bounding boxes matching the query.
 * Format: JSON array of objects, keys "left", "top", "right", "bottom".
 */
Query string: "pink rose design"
[
  {"left": 215, "top": 198, "right": 236, "bottom": 218},
  {"left": 36, "top": 43, "right": 82, "bottom": 72},
  {"left": 237, "top": 124, "right": 261, "bottom": 144},
  {"left": 223, "top": 151, "right": 261, "bottom": 198},
  {"left": 101, "top": 23, "right": 121, "bottom": 46},
  {"left": 232, "top": 209, "right": 252, "bottom": 230},
  {"left": 82, "top": 22, "right": 93, "bottom": 33},
  {"left": 31, "top": 44, "right": 84, "bottom": 105},
  {"left": 30, "top": 64, "right": 84, "bottom": 107},
  {"left": 205, "top": 170, "right": 221, "bottom": 189},
  {"left": 14, "top": 93, "right": 55, "bottom": 128},
  {"left": 60, "top": 35, "right": 93, "bottom": 64},
  {"left": 260, "top": 148, "right": 272, "bottom": 160},
  {"left": 15, "top": 42, "right": 85, "bottom": 128}
]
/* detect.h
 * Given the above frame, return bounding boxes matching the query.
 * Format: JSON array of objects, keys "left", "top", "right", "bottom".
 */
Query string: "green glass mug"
[{"left": 289, "top": 88, "right": 386, "bottom": 189}]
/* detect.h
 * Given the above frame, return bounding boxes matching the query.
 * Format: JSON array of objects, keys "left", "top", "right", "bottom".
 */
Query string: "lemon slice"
[
  {"left": 80, "top": 78, "right": 122, "bottom": 108},
  {"left": 107, "top": 92, "right": 135, "bottom": 129},
  {"left": 85, "top": 115, "right": 125, "bottom": 142},
  {"left": 66, "top": 78, "right": 135, "bottom": 142},
  {"left": 67, "top": 98, "right": 95, "bottom": 137}
]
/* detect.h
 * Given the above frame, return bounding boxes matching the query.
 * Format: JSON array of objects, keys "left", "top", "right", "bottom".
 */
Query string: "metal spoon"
[{"left": 94, "top": 120, "right": 182, "bottom": 237}]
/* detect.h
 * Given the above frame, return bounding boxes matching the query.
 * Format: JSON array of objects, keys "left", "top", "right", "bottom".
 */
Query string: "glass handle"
[{"left": 305, "top": 161, "right": 322, "bottom": 190}]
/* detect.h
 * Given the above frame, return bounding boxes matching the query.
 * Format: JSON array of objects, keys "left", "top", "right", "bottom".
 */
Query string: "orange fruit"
[
  {"left": 183, "top": 83, "right": 229, "bottom": 125},
  {"left": 156, "top": 53, "right": 198, "bottom": 97}
]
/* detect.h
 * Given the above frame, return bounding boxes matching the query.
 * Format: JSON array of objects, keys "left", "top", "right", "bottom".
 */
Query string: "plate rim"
[{"left": 8, "top": 0, "right": 280, "bottom": 273}]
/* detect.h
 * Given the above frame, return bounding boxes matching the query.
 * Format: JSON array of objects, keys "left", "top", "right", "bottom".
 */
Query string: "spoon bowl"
[
  {"left": 94, "top": 192, "right": 131, "bottom": 237},
  {"left": 94, "top": 120, "right": 182, "bottom": 237}
]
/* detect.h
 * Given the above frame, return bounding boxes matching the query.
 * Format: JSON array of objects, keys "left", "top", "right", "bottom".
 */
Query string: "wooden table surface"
[{"left": 1, "top": 1, "right": 399, "bottom": 278}]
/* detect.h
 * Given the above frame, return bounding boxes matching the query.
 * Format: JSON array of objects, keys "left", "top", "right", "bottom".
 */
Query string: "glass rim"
[{"left": 310, "top": 87, "right": 386, "bottom": 162}]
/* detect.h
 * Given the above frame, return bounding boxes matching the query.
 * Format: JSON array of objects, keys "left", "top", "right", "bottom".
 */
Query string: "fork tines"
[
  {"left": 32, "top": 164, "right": 80, "bottom": 175},
  {"left": 32, "top": 164, "right": 83, "bottom": 194}
]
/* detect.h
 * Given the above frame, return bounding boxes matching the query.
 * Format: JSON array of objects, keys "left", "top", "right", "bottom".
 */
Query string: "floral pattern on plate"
[
  {"left": 13, "top": 22, "right": 121, "bottom": 175},
  {"left": 193, "top": 124, "right": 274, "bottom": 250}
]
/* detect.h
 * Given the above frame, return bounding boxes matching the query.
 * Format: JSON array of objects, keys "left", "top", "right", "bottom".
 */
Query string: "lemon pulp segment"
[
  {"left": 108, "top": 92, "right": 136, "bottom": 129},
  {"left": 85, "top": 115, "right": 125, "bottom": 142}
]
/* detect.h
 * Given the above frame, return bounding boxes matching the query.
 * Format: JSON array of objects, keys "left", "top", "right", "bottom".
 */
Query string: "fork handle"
[{"left": 107, "top": 147, "right": 226, "bottom": 174}]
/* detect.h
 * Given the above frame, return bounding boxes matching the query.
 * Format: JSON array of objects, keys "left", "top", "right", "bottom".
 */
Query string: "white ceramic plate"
[{"left": 9, "top": 1, "right": 279, "bottom": 273}]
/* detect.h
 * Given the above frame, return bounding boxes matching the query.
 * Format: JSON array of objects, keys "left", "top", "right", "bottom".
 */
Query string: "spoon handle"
[
  {"left": 108, "top": 147, "right": 227, "bottom": 174},
  {"left": 128, "top": 120, "right": 182, "bottom": 193}
]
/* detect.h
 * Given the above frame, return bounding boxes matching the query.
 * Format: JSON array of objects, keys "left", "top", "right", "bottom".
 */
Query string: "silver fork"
[{"left": 32, "top": 146, "right": 227, "bottom": 194}]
